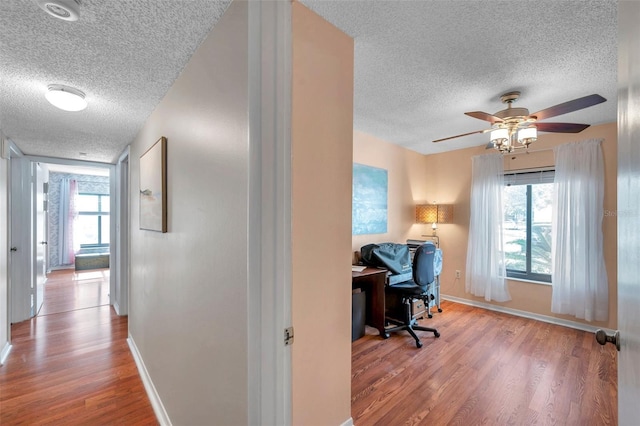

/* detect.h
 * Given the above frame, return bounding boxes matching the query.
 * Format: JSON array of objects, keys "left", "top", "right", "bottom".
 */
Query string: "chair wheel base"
[
  {"left": 438, "top": 308, "right": 443, "bottom": 313},
  {"left": 434, "top": 331, "right": 440, "bottom": 338},
  {"left": 416, "top": 341, "right": 423, "bottom": 348}
]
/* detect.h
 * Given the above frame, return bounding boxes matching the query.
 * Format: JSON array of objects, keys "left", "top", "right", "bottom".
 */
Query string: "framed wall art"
[
  {"left": 352, "top": 163, "right": 388, "bottom": 235},
  {"left": 139, "top": 136, "right": 167, "bottom": 232}
]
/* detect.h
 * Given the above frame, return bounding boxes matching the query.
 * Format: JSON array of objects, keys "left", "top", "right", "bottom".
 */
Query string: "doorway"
[
  {"left": 8, "top": 157, "right": 122, "bottom": 324},
  {"left": 38, "top": 162, "right": 111, "bottom": 317}
]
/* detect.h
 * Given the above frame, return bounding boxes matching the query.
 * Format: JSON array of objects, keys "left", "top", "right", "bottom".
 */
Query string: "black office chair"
[{"left": 385, "top": 243, "right": 440, "bottom": 348}]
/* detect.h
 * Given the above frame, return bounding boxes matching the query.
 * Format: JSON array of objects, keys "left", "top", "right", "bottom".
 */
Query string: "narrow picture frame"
[{"left": 139, "top": 136, "right": 167, "bottom": 232}]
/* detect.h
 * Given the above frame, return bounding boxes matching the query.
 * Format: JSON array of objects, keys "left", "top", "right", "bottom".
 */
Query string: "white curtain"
[
  {"left": 551, "top": 139, "right": 608, "bottom": 321},
  {"left": 465, "top": 153, "right": 511, "bottom": 302},
  {"left": 58, "top": 178, "right": 78, "bottom": 265}
]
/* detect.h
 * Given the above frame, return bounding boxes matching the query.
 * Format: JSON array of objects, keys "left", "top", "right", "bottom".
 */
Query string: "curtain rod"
[{"left": 505, "top": 146, "right": 554, "bottom": 156}]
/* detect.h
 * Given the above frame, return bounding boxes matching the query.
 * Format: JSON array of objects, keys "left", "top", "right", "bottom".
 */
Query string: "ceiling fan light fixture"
[
  {"left": 490, "top": 128, "right": 509, "bottom": 146},
  {"left": 45, "top": 84, "right": 87, "bottom": 111},
  {"left": 517, "top": 126, "right": 537, "bottom": 146},
  {"left": 34, "top": 0, "right": 80, "bottom": 22}
]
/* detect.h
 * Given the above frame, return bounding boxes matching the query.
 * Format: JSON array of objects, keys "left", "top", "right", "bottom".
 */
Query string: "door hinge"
[{"left": 284, "top": 326, "right": 294, "bottom": 346}]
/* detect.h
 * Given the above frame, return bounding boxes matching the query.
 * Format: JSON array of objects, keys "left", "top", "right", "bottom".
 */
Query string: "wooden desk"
[{"left": 352, "top": 267, "right": 388, "bottom": 338}]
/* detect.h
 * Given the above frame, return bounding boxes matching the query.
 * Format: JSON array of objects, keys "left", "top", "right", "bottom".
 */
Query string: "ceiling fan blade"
[
  {"left": 531, "top": 94, "right": 606, "bottom": 120},
  {"left": 465, "top": 111, "right": 503, "bottom": 124},
  {"left": 433, "top": 129, "right": 489, "bottom": 143},
  {"left": 535, "top": 122, "right": 590, "bottom": 133}
]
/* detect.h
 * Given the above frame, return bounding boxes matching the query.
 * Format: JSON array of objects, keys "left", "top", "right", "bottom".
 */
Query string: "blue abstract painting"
[{"left": 352, "top": 163, "right": 388, "bottom": 235}]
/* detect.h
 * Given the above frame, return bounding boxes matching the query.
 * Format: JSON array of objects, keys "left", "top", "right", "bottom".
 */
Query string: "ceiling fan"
[{"left": 433, "top": 91, "right": 606, "bottom": 153}]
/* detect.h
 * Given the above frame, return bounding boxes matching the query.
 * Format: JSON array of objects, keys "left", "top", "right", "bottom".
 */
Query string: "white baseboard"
[
  {"left": 441, "top": 294, "right": 615, "bottom": 334},
  {"left": 48, "top": 265, "right": 74, "bottom": 271},
  {"left": 127, "top": 336, "right": 171, "bottom": 426},
  {"left": 340, "top": 417, "right": 354, "bottom": 426},
  {"left": 0, "top": 342, "right": 12, "bottom": 365}
]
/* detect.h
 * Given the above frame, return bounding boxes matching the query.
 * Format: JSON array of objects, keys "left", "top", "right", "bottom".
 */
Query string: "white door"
[
  {"left": 617, "top": 2, "right": 640, "bottom": 422},
  {"left": 9, "top": 157, "right": 30, "bottom": 323},
  {"left": 33, "top": 163, "right": 47, "bottom": 316}
]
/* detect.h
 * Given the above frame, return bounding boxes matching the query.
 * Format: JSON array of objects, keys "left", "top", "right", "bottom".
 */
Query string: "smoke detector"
[{"left": 35, "top": 0, "right": 81, "bottom": 22}]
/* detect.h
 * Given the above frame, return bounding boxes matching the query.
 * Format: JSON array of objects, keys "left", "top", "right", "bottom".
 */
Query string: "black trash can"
[{"left": 352, "top": 289, "right": 366, "bottom": 341}]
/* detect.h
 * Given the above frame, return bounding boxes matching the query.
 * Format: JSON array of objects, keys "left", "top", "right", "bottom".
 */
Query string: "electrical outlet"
[{"left": 455, "top": 270, "right": 461, "bottom": 278}]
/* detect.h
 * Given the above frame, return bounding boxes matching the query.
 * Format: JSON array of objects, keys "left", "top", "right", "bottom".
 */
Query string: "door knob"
[
  {"left": 595, "top": 329, "right": 620, "bottom": 351},
  {"left": 10, "top": 247, "right": 17, "bottom": 252},
  {"left": 40, "top": 241, "right": 47, "bottom": 245}
]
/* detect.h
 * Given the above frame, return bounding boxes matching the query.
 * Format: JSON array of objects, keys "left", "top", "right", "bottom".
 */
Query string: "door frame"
[
  {"left": 113, "top": 147, "right": 129, "bottom": 315},
  {"left": 1, "top": 138, "right": 23, "bottom": 363},
  {"left": 247, "top": 1, "right": 292, "bottom": 423},
  {"left": 12, "top": 155, "right": 116, "bottom": 320}
]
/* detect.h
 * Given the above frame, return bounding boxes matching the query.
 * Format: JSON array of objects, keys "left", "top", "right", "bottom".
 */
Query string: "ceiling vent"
[{"left": 34, "top": 0, "right": 81, "bottom": 22}]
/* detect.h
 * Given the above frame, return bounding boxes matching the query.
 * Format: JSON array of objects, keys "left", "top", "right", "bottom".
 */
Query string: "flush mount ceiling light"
[
  {"left": 45, "top": 84, "right": 87, "bottom": 111},
  {"left": 34, "top": 0, "right": 81, "bottom": 22}
]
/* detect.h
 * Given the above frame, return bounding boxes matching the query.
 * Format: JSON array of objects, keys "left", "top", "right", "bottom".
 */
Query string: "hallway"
[{"left": 0, "top": 269, "right": 157, "bottom": 425}]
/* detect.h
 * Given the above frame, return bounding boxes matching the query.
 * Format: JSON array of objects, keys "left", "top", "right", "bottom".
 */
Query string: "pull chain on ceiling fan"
[{"left": 433, "top": 92, "right": 606, "bottom": 153}]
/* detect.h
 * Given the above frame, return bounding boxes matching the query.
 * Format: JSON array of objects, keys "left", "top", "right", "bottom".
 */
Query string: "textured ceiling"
[
  {"left": 0, "top": 0, "right": 231, "bottom": 163},
  {"left": 0, "top": 1, "right": 617, "bottom": 163},
  {"left": 302, "top": 0, "right": 618, "bottom": 154}
]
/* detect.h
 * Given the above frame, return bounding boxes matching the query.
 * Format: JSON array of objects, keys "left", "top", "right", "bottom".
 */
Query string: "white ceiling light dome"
[
  {"left": 34, "top": 0, "right": 81, "bottom": 22},
  {"left": 45, "top": 84, "right": 87, "bottom": 111}
]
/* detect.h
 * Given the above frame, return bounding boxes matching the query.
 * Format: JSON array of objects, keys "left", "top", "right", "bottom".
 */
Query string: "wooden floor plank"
[
  {"left": 0, "top": 269, "right": 157, "bottom": 425},
  {"left": 351, "top": 300, "right": 618, "bottom": 425}
]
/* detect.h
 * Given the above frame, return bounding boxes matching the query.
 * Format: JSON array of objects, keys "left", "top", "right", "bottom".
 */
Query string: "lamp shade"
[
  {"left": 490, "top": 128, "right": 509, "bottom": 144},
  {"left": 517, "top": 126, "right": 537, "bottom": 144},
  {"left": 436, "top": 204, "right": 454, "bottom": 223},
  {"left": 416, "top": 204, "right": 453, "bottom": 224},
  {"left": 416, "top": 204, "right": 438, "bottom": 224}
]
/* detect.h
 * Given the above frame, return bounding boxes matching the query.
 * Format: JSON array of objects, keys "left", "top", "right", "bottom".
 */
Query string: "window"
[
  {"left": 503, "top": 170, "right": 554, "bottom": 283},
  {"left": 76, "top": 193, "right": 110, "bottom": 247}
]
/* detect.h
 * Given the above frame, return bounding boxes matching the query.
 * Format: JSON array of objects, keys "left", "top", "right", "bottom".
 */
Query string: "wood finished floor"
[
  {"left": 38, "top": 269, "right": 110, "bottom": 316},
  {"left": 0, "top": 269, "right": 157, "bottom": 425},
  {"left": 352, "top": 300, "right": 618, "bottom": 425},
  {"left": 1, "top": 272, "right": 618, "bottom": 425}
]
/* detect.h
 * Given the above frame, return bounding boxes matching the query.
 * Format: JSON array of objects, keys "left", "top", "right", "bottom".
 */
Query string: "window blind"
[{"left": 504, "top": 169, "right": 555, "bottom": 186}]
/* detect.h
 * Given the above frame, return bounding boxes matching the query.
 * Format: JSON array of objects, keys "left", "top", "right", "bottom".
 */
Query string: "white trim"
[
  {"left": 247, "top": 1, "right": 292, "bottom": 425},
  {"left": 0, "top": 343, "right": 11, "bottom": 365},
  {"left": 24, "top": 155, "right": 113, "bottom": 168},
  {"left": 339, "top": 417, "right": 354, "bottom": 426},
  {"left": 507, "top": 277, "right": 552, "bottom": 286},
  {"left": 127, "top": 336, "right": 171, "bottom": 426},
  {"left": 113, "top": 147, "right": 129, "bottom": 316},
  {"left": 48, "top": 265, "right": 75, "bottom": 271},
  {"left": 442, "top": 294, "right": 616, "bottom": 334},
  {"left": 2, "top": 137, "right": 23, "bottom": 159}
]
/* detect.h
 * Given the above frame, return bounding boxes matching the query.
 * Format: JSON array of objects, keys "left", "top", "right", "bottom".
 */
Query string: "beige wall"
[
  {"left": 353, "top": 122, "right": 617, "bottom": 330},
  {"left": 291, "top": 3, "right": 354, "bottom": 425},
  {"left": 128, "top": 2, "right": 249, "bottom": 424},
  {"left": 427, "top": 122, "right": 618, "bottom": 330},
  {"left": 352, "top": 130, "right": 431, "bottom": 254}
]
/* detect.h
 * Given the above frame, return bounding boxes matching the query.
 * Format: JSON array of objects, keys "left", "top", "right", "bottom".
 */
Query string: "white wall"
[{"left": 128, "top": 1, "right": 250, "bottom": 424}]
